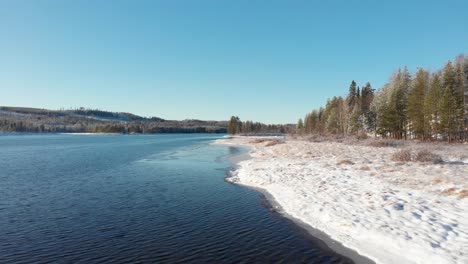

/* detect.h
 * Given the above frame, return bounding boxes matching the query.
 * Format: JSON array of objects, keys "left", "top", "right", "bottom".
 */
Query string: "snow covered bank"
[{"left": 215, "top": 137, "right": 468, "bottom": 264}]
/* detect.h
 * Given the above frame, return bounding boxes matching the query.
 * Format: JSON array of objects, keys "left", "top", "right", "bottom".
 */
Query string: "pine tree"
[
  {"left": 227, "top": 116, "right": 239, "bottom": 134},
  {"left": 439, "top": 61, "right": 458, "bottom": 142},
  {"left": 361, "top": 82, "right": 373, "bottom": 109},
  {"left": 360, "top": 82, "right": 375, "bottom": 132},
  {"left": 297, "top": 118, "right": 304, "bottom": 133},
  {"left": 407, "top": 68, "right": 429, "bottom": 139},
  {"left": 347, "top": 80, "right": 357, "bottom": 108},
  {"left": 374, "top": 83, "right": 394, "bottom": 137},
  {"left": 318, "top": 107, "right": 325, "bottom": 135},
  {"left": 454, "top": 55, "right": 467, "bottom": 141},
  {"left": 310, "top": 110, "right": 319, "bottom": 133},
  {"left": 464, "top": 55, "right": 468, "bottom": 141},
  {"left": 424, "top": 74, "right": 442, "bottom": 139},
  {"left": 388, "top": 67, "right": 411, "bottom": 139}
]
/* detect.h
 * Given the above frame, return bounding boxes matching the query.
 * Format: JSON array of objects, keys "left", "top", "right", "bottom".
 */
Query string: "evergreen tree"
[
  {"left": 454, "top": 55, "right": 467, "bottom": 141},
  {"left": 424, "top": 74, "right": 442, "bottom": 139},
  {"left": 297, "top": 118, "right": 304, "bottom": 133},
  {"left": 310, "top": 110, "right": 319, "bottom": 133},
  {"left": 347, "top": 80, "right": 357, "bottom": 108},
  {"left": 362, "top": 82, "right": 376, "bottom": 132},
  {"left": 387, "top": 67, "right": 411, "bottom": 139},
  {"left": 299, "top": 55, "right": 467, "bottom": 142},
  {"left": 227, "top": 116, "right": 239, "bottom": 134},
  {"left": 373, "top": 83, "right": 394, "bottom": 137},
  {"left": 323, "top": 96, "right": 345, "bottom": 134},
  {"left": 464, "top": 55, "right": 468, "bottom": 140},
  {"left": 361, "top": 82, "right": 374, "bottom": 113},
  {"left": 439, "top": 61, "right": 458, "bottom": 142},
  {"left": 407, "top": 68, "right": 429, "bottom": 139}
]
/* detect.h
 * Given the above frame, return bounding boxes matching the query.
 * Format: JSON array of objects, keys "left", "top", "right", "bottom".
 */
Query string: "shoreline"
[
  {"left": 217, "top": 140, "right": 375, "bottom": 264},
  {"left": 214, "top": 136, "right": 468, "bottom": 264}
]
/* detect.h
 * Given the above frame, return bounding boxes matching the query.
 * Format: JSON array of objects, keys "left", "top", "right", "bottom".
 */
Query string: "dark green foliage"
[
  {"left": 424, "top": 74, "right": 442, "bottom": 139},
  {"left": 227, "top": 116, "right": 240, "bottom": 134},
  {"left": 226, "top": 116, "right": 293, "bottom": 135},
  {"left": 439, "top": 61, "right": 458, "bottom": 142},
  {"left": 407, "top": 68, "right": 429, "bottom": 139}
]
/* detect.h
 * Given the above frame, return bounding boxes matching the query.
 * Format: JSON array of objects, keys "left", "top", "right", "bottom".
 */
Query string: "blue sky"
[{"left": 0, "top": 0, "right": 467, "bottom": 123}]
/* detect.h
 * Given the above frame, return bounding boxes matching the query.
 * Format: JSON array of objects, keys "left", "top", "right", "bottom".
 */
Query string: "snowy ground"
[{"left": 214, "top": 136, "right": 468, "bottom": 264}]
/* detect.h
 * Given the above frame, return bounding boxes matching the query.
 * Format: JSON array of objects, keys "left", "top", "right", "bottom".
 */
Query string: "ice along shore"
[{"left": 214, "top": 136, "right": 468, "bottom": 264}]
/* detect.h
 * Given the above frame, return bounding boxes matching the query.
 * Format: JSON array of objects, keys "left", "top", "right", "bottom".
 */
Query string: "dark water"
[{"left": 0, "top": 134, "right": 352, "bottom": 263}]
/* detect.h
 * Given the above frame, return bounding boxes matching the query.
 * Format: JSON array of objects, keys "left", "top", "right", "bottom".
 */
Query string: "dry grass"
[
  {"left": 458, "top": 190, "right": 468, "bottom": 199},
  {"left": 305, "top": 134, "right": 326, "bottom": 142},
  {"left": 440, "top": 188, "right": 468, "bottom": 199},
  {"left": 249, "top": 138, "right": 284, "bottom": 146},
  {"left": 441, "top": 187, "right": 457, "bottom": 196},
  {"left": 459, "top": 154, "right": 467, "bottom": 161},
  {"left": 337, "top": 159, "right": 355, "bottom": 165},
  {"left": 368, "top": 139, "right": 403, "bottom": 148},
  {"left": 265, "top": 139, "right": 283, "bottom": 147},
  {"left": 414, "top": 149, "right": 443, "bottom": 163},
  {"left": 359, "top": 165, "right": 371, "bottom": 170},
  {"left": 391, "top": 149, "right": 412, "bottom": 162},
  {"left": 356, "top": 132, "right": 369, "bottom": 140},
  {"left": 251, "top": 138, "right": 269, "bottom": 144},
  {"left": 391, "top": 148, "right": 443, "bottom": 163},
  {"left": 432, "top": 178, "right": 444, "bottom": 184}
]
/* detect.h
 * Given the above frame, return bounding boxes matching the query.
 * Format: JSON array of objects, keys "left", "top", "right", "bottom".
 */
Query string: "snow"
[{"left": 215, "top": 137, "right": 468, "bottom": 264}]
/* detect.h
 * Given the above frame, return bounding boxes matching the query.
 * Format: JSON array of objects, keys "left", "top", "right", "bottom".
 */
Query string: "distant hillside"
[{"left": 0, "top": 106, "right": 227, "bottom": 134}]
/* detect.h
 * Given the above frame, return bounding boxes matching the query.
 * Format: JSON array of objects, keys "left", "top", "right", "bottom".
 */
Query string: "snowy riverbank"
[{"left": 215, "top": 136, "right": 468, "bottom": 264}]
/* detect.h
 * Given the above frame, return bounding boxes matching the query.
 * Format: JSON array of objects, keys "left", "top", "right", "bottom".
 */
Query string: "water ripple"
[{"left": 0, "top": 134, "right": 353, "bottom": 263}]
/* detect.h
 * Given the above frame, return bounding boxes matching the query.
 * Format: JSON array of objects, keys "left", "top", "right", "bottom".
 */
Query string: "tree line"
[
  {"left": 298, "top": 54, "right": 468, "bottom": 142},
  {"left": 0, "top": 107, "right": 227, "bottom": 134},
  {"left": 227, "top": 116, "right": 294, "bottom": 135}
]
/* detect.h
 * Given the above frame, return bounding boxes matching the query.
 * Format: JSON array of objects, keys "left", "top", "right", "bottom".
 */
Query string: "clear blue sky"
[{"left": 1, "top": 0, "right": 467, "bottom": 123}]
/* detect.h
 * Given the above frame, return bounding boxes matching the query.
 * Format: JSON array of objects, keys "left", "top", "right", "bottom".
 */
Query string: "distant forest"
[
  {"left": 0, "top": 107, "right": 228, "bottom": 134},
  {"left": 226, "top": 116, "right": 295, "bottom": 135},
  {"left": 297, "top": 54, "right": 468, "bottom": 142},
  {"left": 0, "top": 107, "right": 290, "bottom": 135}
]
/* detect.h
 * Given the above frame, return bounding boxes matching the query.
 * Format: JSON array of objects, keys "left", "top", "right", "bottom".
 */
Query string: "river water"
[{"left": 0, "top": 134, "right": 352, "bottom": 263}]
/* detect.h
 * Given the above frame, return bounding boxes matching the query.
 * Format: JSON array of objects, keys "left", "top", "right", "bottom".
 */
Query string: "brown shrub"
[
  {"left": 359, "top": 165, "right": 371, "bottom": 170},
  {"left": 458, "top": 190, "right": 468, "bottom": 199},
  {"left": 459, "top": 154, "right": 467, "bottom": 161},
  {"left": 251, "top": 138, "right": 268, "bottom": 144},
  {"left": 356, "top": 132, "right": 368, "bottom": 140},
  {"left": 391, "top": 149, "right": 412, "bottom": 162},
  {"left": 265, "top": 139, "right": 283, "bottom": 147},
  {"left": 337, "top": 159, "right": 355, "bottom": 165},
  {"left": 441, "top": 187, "right": 457, "bottom": 196},
  {"left": 414, "top": 149, "right": 443, "bottom": 163},
  {"left": 432, "top": 178, "right": 443, "bottom": 184},
  {"left": 306, "top": 134, "right": 326, "bottom": 142},
  {"left": 368, "top": 139, "right": 403, "bottom": 148}
]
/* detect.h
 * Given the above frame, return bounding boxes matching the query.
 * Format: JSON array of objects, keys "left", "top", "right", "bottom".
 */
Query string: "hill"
[{"left": 0, "top": 106, "right": 227, "bottom": 134}]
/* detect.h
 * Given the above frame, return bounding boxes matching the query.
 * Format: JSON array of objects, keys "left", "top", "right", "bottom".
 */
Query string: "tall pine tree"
[
  {"left": 407, "top": 68, "right": 429, "bottom": 139},
  {"left": 423, "top": 74, "right": 442, "bottom": 139},
  {"left": 439, "top": 61, "right": 458, "bottom": 142}
]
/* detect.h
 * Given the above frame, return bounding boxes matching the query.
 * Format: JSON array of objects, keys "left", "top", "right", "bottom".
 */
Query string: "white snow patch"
[{"left": 215, "top": 137, "right": 468, "bottom": 264}]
